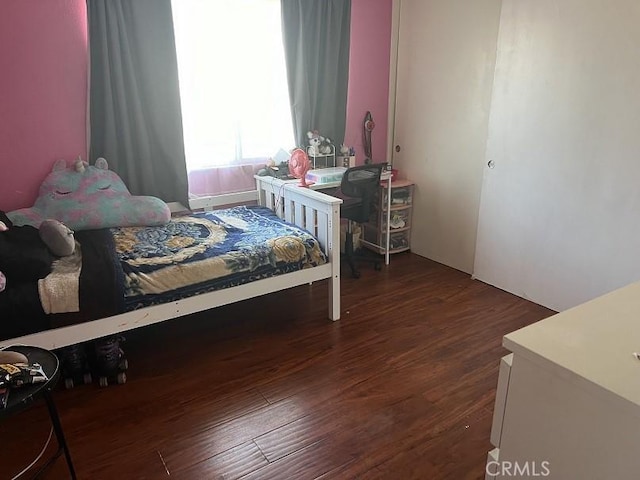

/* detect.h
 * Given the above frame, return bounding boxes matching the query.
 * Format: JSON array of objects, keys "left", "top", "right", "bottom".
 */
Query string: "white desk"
[{"left": 269, "top": 170, "right": 393, "bottom": 265}]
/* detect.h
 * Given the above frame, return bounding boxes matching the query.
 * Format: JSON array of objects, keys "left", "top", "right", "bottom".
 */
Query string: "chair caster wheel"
[{"left": 99, "top": 377, "right": 108, "bottom": 388}]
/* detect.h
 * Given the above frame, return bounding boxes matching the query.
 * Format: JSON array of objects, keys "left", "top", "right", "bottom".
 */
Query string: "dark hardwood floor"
[{"left": 0, "top": 253, "right": 554, "bottom": 479}]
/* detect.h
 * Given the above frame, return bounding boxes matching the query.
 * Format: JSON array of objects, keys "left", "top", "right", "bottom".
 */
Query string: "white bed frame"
[{"left": 0, "top": 177, "right": 342, "bottom": 350}]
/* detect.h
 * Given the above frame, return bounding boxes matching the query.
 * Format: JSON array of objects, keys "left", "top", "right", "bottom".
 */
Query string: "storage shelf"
[
  {"left": 361, "top": 239, "right": 410, "bottom": 255},
  {"left": 307, "top": 145, "right": 336, "bottom": 169},
  {"left": 381, "top": 179, "right": 414, "bottom": 189},
  {"left": 362, "top": 181, "right": 414, "bottom": 256},
  {"left": 380, "top": 204, "right": 413, "bottom": 212}
]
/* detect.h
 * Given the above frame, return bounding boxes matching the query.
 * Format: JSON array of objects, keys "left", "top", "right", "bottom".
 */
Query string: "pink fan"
[{"left": 289, "top": 148, "right": 314, "bottom": 187}]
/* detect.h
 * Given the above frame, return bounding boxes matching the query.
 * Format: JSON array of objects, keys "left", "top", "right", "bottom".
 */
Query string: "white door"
[
  {"left": 473, "top": 0, "right": 640, "bottom": 311},
  {"left": 391, "top": 0, "right": 501, "bottom": 273}
]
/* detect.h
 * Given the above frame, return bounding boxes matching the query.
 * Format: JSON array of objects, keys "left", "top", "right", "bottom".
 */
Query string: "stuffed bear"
[
  {"left": 307, "top": 131, "right": 323, "bottom": 156},
  {"left": 307, "top": 130, "right": 333, "bottom": 156}
]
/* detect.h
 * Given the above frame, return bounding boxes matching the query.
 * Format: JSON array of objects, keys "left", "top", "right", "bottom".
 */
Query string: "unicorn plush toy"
[{"left": 8, "top": 158, "right": 170, "bottom": 231}]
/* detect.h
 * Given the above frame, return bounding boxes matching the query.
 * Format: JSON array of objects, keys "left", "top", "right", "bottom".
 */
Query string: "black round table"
[{"left": 0, "top": 345, "right": 76, "bottom": 479}]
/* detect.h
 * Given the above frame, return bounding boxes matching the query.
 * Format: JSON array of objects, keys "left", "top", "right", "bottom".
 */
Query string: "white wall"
[
  {"left": 392, "top": 0, "right": 502, "bottom": 273},
  {"left": 474, "top": 0, "right": 640, "bottom": 311}
]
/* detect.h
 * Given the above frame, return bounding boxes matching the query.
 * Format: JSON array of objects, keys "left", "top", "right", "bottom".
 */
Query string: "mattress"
[{"left": 115, "top": 205, "right": 327, "bottom": 310}]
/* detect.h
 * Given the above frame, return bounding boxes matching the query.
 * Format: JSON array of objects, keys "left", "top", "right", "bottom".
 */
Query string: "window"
[{"left": 171, "top": 0, "right": 294, "bottom": 197}]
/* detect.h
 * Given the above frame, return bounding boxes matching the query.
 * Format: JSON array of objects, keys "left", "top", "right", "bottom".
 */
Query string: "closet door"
[
  {"left": 391, "top": 0, "right": 501, "bottom": 273},
  {"left": 473, "top": 0, "right": 640, "bottom": 311}
]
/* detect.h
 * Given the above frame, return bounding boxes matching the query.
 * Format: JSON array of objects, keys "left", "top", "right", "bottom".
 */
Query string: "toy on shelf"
[
  {"left": 306, "top": 130, "right": 333, "bottom": 156},
  {"left": 306, "top": 130, "right": 336, "bottom": 168}
]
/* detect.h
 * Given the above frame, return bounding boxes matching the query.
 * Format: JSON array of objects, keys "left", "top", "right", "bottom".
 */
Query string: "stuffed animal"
[
  {"left": 307, "top": 131, "right": 323, "bottom": 156},
  {"left": 7, "top": 158, "right": 171, "bottom": 231},
  {"left": 319, "top": 142, "right": 333, "bottom": 155},
  {"left": 39, "top": 219, "right": 75, "bottom": 257},
  {"left": 307, "top": 130, "right": 334, "bottom": 156}
]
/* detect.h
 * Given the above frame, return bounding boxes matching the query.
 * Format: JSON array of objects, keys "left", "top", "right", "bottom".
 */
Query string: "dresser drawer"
[{"left": 490, "top": 353, "right": 513, "bottom": 447}]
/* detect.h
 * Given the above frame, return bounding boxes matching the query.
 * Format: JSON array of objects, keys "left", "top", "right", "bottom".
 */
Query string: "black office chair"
[{"left": 333, "top": 163, "right": 385, "bottom": 278}]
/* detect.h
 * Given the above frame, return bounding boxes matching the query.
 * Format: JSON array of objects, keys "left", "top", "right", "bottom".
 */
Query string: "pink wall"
[
  {"left": 0, "top": 1, "right": 390, "bottom": 210},
  {"left": 0, "top": 0, "right": 88, "bottom": 212},
  {"left": 345, "top": 0, "right": 393, "bottom": 165}
]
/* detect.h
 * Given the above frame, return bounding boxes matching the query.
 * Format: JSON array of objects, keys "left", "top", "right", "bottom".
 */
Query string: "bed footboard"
[{"left": 255, "top": 176, "right": 342, "bottom": 321}]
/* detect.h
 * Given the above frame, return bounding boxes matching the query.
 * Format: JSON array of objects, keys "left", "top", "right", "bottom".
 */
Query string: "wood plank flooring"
[{"left": 0, "top": 253, "right": 554, "bottom": 479}]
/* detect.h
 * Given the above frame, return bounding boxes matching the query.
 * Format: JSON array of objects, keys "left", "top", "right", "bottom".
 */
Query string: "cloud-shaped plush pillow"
[{"left": 8, "top": 158, "right": 170, "bottom": 231}]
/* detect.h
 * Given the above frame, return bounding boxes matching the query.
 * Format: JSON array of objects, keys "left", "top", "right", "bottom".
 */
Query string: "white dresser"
[{"left": 487, "top": 282, "right": 640, "bottom": 480}]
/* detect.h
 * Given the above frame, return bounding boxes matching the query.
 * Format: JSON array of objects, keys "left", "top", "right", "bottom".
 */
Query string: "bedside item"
[
  {"left": 306, "top": 167, "right": 347, "bottom": 185},
  {"left": 289, "top": 149, "right": 314, "bottom": 187},
  {"left": 1, "top": 346, "right": 77, "bottom": 479}
]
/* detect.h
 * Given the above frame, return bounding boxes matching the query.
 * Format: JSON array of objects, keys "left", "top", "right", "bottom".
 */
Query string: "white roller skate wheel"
[
  {"left": 64, "top": 378, "right": 74, "bottom": 389},
  {"left": 116, "top": 372, "right": 127, "bottom": 385},
  {"left": 99, "top": 377, "right": 108, "bottom": 387},
  {"left": 119, "top": 358, "right": 129, "bottom": 371},
  {"left": 83, "top": 373, "right": 92, "bottom": 385}
]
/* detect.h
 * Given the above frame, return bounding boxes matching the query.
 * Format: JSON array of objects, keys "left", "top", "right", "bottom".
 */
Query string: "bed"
[{"left": 0, "top": 176, "right": 342, "bottom": 350}]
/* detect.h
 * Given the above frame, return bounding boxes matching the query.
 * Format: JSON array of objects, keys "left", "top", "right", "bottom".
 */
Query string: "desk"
[
  {"left": 1, "top": 346, "right": 77, "bottom": 479},
  {"left": 278, "top": 170, "right": 393, "bottom": 265}
]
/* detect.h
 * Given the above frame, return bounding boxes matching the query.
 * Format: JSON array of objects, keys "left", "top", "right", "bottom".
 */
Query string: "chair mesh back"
[
  {"left": 339, "top": 163, "right": 385, "bottom": 224},
  {"left": 339, "top": 163, "right": 385, "bottom": 198}
]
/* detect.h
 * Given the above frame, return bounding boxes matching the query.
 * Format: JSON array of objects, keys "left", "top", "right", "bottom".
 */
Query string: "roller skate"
[
  {"left": 91, "top": 336, "right": 128, "bottom": 387},
  {"left": 59, "top": 343, "right": 92, "bottom": 389}
]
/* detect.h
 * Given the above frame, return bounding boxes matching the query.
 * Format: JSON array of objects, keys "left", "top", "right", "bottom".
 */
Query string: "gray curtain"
[
  {"left": 281, "top": 0, "right": 351, "bottom": 148},
  {"left": 87, "top": 0, "right": 189, "bottom": 205}
]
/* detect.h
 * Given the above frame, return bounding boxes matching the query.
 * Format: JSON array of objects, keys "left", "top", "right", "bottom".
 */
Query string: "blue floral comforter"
[{"left": 110, "top": 206, "right": 327, "bottom": 311}]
